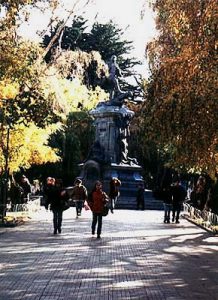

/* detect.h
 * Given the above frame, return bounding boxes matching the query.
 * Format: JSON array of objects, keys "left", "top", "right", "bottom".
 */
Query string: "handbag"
[
  {"left": 63, "top": 200, "right": 70, "bottom": 211},
  {"left": 102, "top": 205, "right": 109, "bottom": 217},
  {"left": 61, "top": 192, "right": 70, "bottom": 211}
]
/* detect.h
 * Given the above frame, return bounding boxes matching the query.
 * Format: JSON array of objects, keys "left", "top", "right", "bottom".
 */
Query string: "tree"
[
  {"left": 143, "top": 0, "right": 217, "bottom": 177},
  {"left": 50, "top": 48, "right": 109, "bottom": 89},
  {"left": 42, "top": 78, "right": 108, "bottom": 184},
  {"left": 0, "top": 0, "right": 105, "bottom": 174},
  {"left": 43, "top": 18, "right": 141, "bottom": 89},
  {"left": 43, "top": 16, "right": 89, "bottom": 62}
]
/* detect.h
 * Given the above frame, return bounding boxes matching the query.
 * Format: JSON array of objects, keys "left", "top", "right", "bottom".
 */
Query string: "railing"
[
  {"left": 183, "top": 202, "right": 218, "bottom": 230},
  {"left": 7, "top": 195, "right": 42, "bottom": 214}
]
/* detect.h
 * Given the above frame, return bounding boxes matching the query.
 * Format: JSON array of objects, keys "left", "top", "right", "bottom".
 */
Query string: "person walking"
[
  {"left": 19, "top": 175, "right": 32, "bottom": 203},
  {"left": 136, "top": 183, "right": 145, "bottom": 210},
  {"left": 109, "top": 177, "right": 121, "bottom": 213},
  {"left": 88, "top": 181, "right": 109, "bottom": 239},
  {"left": 162, "top": 186, "right": 172, "bottom": 223},
  {"left": 44, "top": 178, "right": 67, "bottom": 234},
  {"left": 171, "top": 180, "right": 186, "bottom": 224},
  {"left": 71, "top": 178, "right": 88, "bottom": 218}
]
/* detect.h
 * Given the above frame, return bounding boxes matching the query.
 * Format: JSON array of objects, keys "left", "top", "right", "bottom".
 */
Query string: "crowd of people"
[
  {"left": 161, "top": 174, "right": 218, "bottom": 224},
  {"left": 43, "top": 176, "right": 121, "bottom": 238},
  {"left": 4, "top": 171, "right": 217, "bottom": 236}
]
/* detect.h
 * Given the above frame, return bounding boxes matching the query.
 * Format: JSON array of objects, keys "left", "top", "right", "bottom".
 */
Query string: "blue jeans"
[
  {"left": 163, "top": 203, "right": 172, "bottom": 222},
  {"left": 75, "top": 200, "right": 84, "bottom": 215},
  {"left": 52, "top": 209, "right": 63, "bottom": 231},
  {"left": 110, "top": 196, "right": 118, "bottom": 212},
  {"left": 172, "top": 203, "right": 182, "bottom": 222},
  {"left": 92, "top": 213, "right": 103, "bottom": 236}
]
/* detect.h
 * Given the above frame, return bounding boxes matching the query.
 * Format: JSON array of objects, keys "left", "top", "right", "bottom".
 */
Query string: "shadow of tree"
[{"left": 0, "top": 210, "right": 217, "bottom": 300}]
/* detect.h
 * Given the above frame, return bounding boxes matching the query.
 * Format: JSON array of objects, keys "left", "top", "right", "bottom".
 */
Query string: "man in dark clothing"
[
  {"left": 171, "top": 181, "right": 187, "bottom": 223},
  {"left": 136, "top": 183, "right": 145, "bottom": 210},
  {"left": 162, "top": 187, "right": 172, "bottom": 223},
  {"left": 109, "top": 177, "right": 121, "bottom": 213},
  {"left": 71, "top": 179, "right": 88, "bottom": 217},
  {"left": 44, "top": 178, "right": 67, "bottom": 234}
]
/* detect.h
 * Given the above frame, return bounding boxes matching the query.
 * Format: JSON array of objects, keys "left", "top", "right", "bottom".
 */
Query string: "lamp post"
[{"left": 0, "top": 99, "right": 11, "bottom": 223}]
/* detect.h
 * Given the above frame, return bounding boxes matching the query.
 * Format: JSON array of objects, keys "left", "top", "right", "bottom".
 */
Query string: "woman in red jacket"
[{"left": 88, "top": 181, "right": 109, "bottom": 239}]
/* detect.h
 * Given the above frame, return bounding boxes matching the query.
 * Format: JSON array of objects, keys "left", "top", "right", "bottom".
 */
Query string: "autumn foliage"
[
  {"left": 0, "top": 0, "right": 108, "bottom": 174},
  {"left": 144, "top": 0, "right": 217, "bottom": 177}
]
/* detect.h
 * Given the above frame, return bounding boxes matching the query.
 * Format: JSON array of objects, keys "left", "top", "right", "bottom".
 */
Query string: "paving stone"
[{"left": 0, "top": 209, "right": 217, "bottom": 300}]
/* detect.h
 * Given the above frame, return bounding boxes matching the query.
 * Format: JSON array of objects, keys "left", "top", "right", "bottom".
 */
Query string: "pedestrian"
[
  {"left": 136, "top": 183, "right": 145, "bottom": 210},
  {"left": 171, "top": 180, "right": 186, "bottom": 223},
  {"left": 71, "top": 178, "right": 88, "bottom": 218},
  {"left": 109, "top": 177, "right": 121, "bottom": 213},
  {"left": 194, "top": 175, "right": 207, "bottom": 210},
  {"left": 19, "top": 175, "right": 32, "bottom": 203},
  {"left": 88, "top": 181, "right": 109, "bottom": 239},
  {"left": 44, "top": 178, "right": 67, "bottom": 234},
  {"left": 32, "top": 179, "right": 41, "bottom": 195},
  {"left": 162, "top": 186, "right": 172, "bottom": 223}
]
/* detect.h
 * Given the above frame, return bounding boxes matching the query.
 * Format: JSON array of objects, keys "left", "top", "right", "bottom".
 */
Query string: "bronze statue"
[{"left": 108, "top": 55, "right": 132, "bottom": 106}]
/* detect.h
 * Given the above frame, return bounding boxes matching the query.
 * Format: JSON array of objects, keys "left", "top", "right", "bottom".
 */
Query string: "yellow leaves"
[
  {"left": 0, "top": 80, "right": 19, "bottom": 101},
  {"left": 59, "top": 78, "right": 108, "bottom": 111},
  {"left": 0, "top": 122, "right": 61, "bottom": 173},
  {"left": 144, "top": 0, "right": 218, "bottom": 174}
]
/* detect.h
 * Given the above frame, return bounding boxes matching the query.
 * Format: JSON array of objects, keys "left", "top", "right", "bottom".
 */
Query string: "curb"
[{"left": 183, "top": 214, "right": 218, "bottom": 235}]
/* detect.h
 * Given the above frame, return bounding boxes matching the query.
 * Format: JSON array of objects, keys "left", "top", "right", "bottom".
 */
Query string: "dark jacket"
[
  {"left": 71, "top": 185, "right": 87, "bottom": 201},
  {"left": 171, "top": 184, "right": 186, "bottom": 205},
  {"left": 109, "top": 178, "right": 121, "bottom": 199},
  {"left": 44, "top": 185, "right": 66, "bottom": 211}
]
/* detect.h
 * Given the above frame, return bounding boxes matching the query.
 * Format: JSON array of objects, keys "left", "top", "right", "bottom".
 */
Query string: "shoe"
[
  {"left": 164, "top": 219, "right": 167, "bottom": 223},
  {"left": 176, "top": 220, "right": 180, "bottom": 224},
  {"left": 167, "top": 220, "right": 170, "bottom": 223},
  {"left": 53, "top": 229, "right": 57, "bottom": 235},
  {"left": 97, "top": 235, "right": 101, "bottom": 239},
  {"left": 58, "top": 228, "right": 61, "bottom": 234},
  {"left": 111, "top": 209, "right": 114, "bottom": 214},
  {"left": 172, "top": 218, "right": 175, "bottom": 222}
]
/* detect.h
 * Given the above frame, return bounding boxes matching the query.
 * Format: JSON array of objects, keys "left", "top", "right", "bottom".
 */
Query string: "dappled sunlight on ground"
[{"left": 0, "top": 208, "right": 217, "bottom": 299}]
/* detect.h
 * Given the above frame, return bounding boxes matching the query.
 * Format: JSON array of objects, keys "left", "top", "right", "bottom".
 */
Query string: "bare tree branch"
[{"left": 42, "top": 0, "right": 93, "bottom": 59}]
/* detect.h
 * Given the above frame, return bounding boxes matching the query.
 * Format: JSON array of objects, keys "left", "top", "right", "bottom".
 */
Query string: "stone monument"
[{"left": 79, "top": 55, "right": 144, "bottom": 208}]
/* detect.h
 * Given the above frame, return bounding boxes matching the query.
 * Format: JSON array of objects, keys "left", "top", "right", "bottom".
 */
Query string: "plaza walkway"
[{"left": 0, "top": 208, "right": 218, "bottom": 300}]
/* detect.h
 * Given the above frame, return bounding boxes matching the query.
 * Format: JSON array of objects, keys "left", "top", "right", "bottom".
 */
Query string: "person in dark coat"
[
  {"left": 44, "top": 178, "right": 67, "bottom": 234},
  {"left": 136, "top": 183, "right": 145, "bottom": 210},
  {"left": 109, "top": 177, "right": 121, "bottom": 213},
  {"left": 88, "top": 181, "right": 109, "bottom": 239},
  {"left": 162, "top": 186, "right": 172, "bottom": 223},
  {"left": 71, "top": 178, "right": 88, "bottom": 217},
  {"left": 171, "top": 180, "right": 187, "bottom": 223}
]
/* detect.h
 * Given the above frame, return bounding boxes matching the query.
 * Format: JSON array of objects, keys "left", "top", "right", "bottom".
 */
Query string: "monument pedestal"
[{"left": 79, "top": 101, "right": 144, "bottom": 208}]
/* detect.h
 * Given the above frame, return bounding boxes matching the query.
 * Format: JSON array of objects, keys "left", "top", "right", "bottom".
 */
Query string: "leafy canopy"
[{"left": 143, "top": 0, "right": 217, "bottom": 177}]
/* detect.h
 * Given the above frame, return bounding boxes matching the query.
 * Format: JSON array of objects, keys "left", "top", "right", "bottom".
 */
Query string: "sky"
[{"left": 20, "top": 0, "right": 157, "bottom": 77}]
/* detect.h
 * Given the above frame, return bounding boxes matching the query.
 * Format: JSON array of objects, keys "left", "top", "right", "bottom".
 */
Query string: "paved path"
[{"left": 0, "top": 209, "right": 218, "bottom": 300}]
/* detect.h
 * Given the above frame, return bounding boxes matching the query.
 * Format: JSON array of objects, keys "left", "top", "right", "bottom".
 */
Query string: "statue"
[
  {"left": 107, "top": 55, "right": 132, "bottom": 106},
  {"left": 116, "top": 115, "right": 138, "bottom": 165}
]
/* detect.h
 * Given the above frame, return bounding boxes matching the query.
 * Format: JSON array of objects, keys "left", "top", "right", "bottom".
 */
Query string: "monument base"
[{"left": 79, "top": 160, "right": 144, "bottom": 209}]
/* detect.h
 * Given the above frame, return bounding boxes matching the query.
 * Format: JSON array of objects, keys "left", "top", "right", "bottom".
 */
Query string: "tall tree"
[
  {"left": 43, "top": 18, "right": 141, "bottom": 88},
  {"left": 43, "top": 16, "right": 89, "bottom": 62},
  {"left": 143, "top": 0, "right": 217, "bottom": 177}
]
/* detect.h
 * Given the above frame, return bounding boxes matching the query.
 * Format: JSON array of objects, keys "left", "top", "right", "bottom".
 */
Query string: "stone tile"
[{"left": 0, "top": 209, "right": 217, "bottom": 299}]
